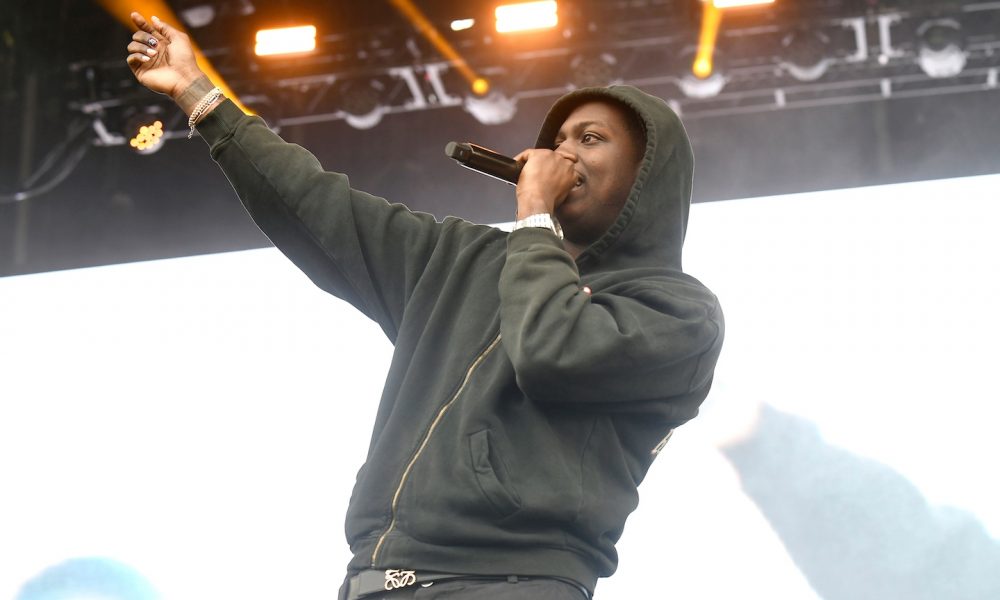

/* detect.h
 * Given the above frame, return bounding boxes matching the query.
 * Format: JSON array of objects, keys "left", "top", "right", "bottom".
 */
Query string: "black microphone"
[{"left": 445, "top": 142, "right": 522, "bottom": 186}]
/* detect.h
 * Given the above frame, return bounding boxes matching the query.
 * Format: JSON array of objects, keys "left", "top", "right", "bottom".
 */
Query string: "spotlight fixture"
[
  {"left": 569, "top": 53, "right": 618, "bottom": 89},
  {"left": 338, "top": 79, "right": 386, "bottom": 130},
  {"left": 254, "top": 25, "right": 317, "bottom": 57},
  {"left": 464, "top": 90, "right": 518, "bottom": 125},
  {"left": 125, "top": 109, "right": 166, "bottom": 155},
  {"left": 495, "top": 1, "right": 558, "bottom": 34},
  {"left": 917, "top": 19, "right": 967, "bottom": 78},
  {"left": 780, "top": 29, "right": 833, "bottom": 82},
  {"left": 679, "top": 71, "right": 726, "bottom": 98},
  {"left": 679, "top": 45, "right": 727, "bottom": 98},
  {"left": 712, "top": 0, "right": 774, "bottom": 7},
  {"left": 180, "top": 4, "right": 215, "bottom": 28}
]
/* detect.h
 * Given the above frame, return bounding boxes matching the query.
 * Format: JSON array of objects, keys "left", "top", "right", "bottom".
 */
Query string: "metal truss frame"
[{"left": 72, "top": 1, "right": 1000, "bottom": 147}]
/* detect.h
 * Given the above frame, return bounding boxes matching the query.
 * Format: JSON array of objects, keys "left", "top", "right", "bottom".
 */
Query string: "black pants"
[{"left": 352, "top": 578, "right": 589, "bottom": 600}]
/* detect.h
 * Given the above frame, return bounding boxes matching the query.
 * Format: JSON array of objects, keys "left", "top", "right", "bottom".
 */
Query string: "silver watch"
[{"left": 512, "top": 213, "right": 564, "bottom": 239}]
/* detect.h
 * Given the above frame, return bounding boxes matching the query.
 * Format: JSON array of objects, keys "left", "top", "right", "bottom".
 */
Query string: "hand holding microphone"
[{"left": 445, "top": 142, "right": 578, "bottom": 217}]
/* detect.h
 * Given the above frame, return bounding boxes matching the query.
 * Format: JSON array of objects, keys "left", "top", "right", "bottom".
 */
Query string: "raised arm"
[{"left": 124, "top": 12, "right": 446, "bottom": 339}]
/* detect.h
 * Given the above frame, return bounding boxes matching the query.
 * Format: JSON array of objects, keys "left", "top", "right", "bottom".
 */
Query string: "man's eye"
[{"left": 581, "top": 133, "right": 597, "bottom": 143}]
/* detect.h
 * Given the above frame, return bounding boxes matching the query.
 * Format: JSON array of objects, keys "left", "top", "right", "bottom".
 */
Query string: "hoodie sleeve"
[
  {"left": 196, "top": 100, "right": 443, "bottom": 341},
  {"left": 499, "top": 228, "right": 723, "bottom": 411}
]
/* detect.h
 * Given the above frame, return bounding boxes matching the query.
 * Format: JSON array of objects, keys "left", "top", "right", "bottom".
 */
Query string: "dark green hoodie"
[{"left": 197, "top": 85, "right": 723, "bottom": 595}]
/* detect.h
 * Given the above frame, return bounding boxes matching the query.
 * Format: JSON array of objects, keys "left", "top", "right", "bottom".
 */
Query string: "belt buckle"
[{"left": 384, "top": 569, "right": 417, "bottom": 591}]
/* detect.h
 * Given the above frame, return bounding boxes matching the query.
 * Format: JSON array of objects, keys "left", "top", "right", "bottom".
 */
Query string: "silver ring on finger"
[{"left": 148, "top": 36, "right": 157, "bottom": 46}]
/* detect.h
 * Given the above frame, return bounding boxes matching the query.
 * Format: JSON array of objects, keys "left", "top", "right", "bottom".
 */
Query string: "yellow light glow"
[
  {"left": 129, "top": 120, "right": 164, "bottom": 152},
  {"left": 450, "top": 18, "right": 475, "bottom": 31},
  {"left": 472, "top": 78, "right": 490, "bottom": 95},
  {"left": 693, "top": 58, "right": 713, "bottom": 79},
  {"left": 712, "top": 0, "right": 775, "bottom": 7},
  {"left": 254, "top": 25, "right": 317, "bottom": 57},
  {"left": 388, "top": 0, "right": 487, "bottom": 97},
  {"left": 495, "top": 1, "right": 558, "bottom": 34},
  {"left": 693, "top": 0, "right": 722, "bottom": 78}
]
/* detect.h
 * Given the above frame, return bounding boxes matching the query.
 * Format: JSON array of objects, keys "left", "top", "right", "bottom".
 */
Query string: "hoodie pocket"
[{"left": 469, "top": 429, "right": 522, "bottom": 518}]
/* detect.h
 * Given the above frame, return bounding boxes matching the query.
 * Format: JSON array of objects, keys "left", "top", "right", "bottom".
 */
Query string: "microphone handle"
[{"left": 445, "top": 142, "right": 522, "bottom": 186}]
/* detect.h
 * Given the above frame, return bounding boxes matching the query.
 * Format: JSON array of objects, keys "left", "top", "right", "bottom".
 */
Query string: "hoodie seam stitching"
[
  {"left": 686, "top": 300, "right": 722, "bottom": 393},
  {"left": 571, "top": 416, "right": 600, "bottom": 530}
]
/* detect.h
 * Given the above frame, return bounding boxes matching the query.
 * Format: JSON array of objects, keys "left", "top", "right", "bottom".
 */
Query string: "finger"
[
  {"left": 132, "top": 30, "right": 159, "bottom": 47},
  {"left": 514, "top": 149, "right": 535, "bottom": 162},
  {"left": 131, "top": 12, "right": 155, "bottom": 34},
  {"left": 554, "top": 150, "right": 578, "bottom": 163},
  {"left": 126, "top": 53, "right": 151, "bottom": 68},
  {"left": 128, "top": 41, "right": 157, "bottom": 57},
  {"left": 150, "top": 15, "right": 181, "bottom": 41}
]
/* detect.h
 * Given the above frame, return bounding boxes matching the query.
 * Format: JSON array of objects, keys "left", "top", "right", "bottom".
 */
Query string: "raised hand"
[{"left": 125, "top": 12, "right": 203, "bottom": 101}]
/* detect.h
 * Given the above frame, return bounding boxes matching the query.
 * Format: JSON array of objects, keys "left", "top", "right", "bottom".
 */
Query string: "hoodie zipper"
[{"left": 370, "top": 332, "right": 503, "bottom": 565}]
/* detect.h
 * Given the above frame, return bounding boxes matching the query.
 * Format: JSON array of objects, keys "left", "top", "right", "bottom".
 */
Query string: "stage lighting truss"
[{"left": 71, "top": 0, "right": 1000, "bottom": 146}]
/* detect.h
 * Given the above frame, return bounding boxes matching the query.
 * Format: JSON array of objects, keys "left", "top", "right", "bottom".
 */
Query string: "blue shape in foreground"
[
  {"left": 16, "top": 556, "right": 161, "bottom": 600},
  {"left": 721, "top": 405, "right": 1000, "bottom": 600}
]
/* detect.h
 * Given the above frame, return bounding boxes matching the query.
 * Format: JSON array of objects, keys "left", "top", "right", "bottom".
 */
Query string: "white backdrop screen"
[{"left": 2, "top": 174, "right": 999, "bottom": 600}]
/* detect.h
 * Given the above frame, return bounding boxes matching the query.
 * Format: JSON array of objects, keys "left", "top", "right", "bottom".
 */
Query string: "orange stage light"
[
  {"left": 693, "top": 0, "right": 723, "bottom": 78},
  {"left": 254, "top": 25, "right": 317, "bottom": 56},
  {"left": 129, "top": 119, "right": 164, "bottom": 153},
  {"left": 389, "top": 0, "right": 490, "bottom": 95},
  {"left": 472, "top": 78, "right": 491, "bottom": 95},
  {"left": 495, "top": 1, "right": 559, "bottom": 34},
  {"left": 713, "top": 0, "right": 775, "bottom": 7}
]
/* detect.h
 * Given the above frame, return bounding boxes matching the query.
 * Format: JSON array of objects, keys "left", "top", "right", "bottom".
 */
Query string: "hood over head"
[{"left": 535, "top": 85, "right": 693, "bottom": 272}]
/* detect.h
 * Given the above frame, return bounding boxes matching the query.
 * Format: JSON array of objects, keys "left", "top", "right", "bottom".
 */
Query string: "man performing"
[{"left": 126, "top": 11, "right": 724, "bottom": 600}]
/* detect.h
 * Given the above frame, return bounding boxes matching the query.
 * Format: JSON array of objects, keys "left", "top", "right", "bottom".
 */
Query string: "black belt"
[{"left": 345, "top": 569, "right": 591, "bottom": 600}]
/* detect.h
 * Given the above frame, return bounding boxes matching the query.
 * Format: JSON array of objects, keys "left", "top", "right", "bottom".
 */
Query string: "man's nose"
[{"left": 555, "top": 145, "right": 579, "bottom": 162}]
